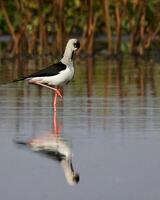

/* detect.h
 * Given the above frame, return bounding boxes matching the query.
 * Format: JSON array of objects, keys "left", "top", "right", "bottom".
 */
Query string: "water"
[{"left": 0, "top": 56, "right": 160, "bottom": 199}]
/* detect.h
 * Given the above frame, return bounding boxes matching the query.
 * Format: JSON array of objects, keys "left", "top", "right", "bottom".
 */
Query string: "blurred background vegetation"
[{"left": 0, "top": 0, "right": 160, "bottom": 57}]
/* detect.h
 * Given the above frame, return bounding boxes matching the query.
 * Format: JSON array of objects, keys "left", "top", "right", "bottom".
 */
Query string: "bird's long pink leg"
[
  {"left": 32, "top": 82, "right": 62, "bottom": 98},
  {"left": 53, "top": 92, "right": 58, "bottom": 111},
  {"left": 53, "top": 105, "right": 61, "bottom": 135}
]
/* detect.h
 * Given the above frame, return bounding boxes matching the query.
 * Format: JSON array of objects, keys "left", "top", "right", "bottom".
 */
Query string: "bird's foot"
[{"left": 55, "top": 89, "right": 62, "bottom": 98}]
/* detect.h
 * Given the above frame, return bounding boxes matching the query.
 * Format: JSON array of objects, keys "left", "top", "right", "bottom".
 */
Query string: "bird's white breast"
[{"left": 31, "top": 66, "right": 74, "bottom": 86}]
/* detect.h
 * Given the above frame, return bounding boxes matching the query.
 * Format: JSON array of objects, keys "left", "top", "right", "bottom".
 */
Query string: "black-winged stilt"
[
  {"left": 14, "top": 108, "right": 80, "bottom": 185},
  {"left": 16, "top": 39, "right": 80, "bottom": 110}
]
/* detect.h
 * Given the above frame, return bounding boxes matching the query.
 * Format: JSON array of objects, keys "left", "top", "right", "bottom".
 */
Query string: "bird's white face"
[
  {"left": 66, "top": 39, "right": 80, "bottom": 52},
  {"left": 61, "top": 38, "right": 80, "bottom": 64}
]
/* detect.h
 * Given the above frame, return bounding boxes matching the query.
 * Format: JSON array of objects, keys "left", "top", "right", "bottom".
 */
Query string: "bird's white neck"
[
  {"left": 61, "top": 159, "right": 74, "bottom": 185},
  {"left": 60, "top": 48, "right": 74, "bottom": 66}
]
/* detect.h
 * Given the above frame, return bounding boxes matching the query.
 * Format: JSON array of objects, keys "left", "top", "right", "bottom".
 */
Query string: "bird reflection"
[{"left": 15, "top": 108, "right": 79, "bottom": 186}]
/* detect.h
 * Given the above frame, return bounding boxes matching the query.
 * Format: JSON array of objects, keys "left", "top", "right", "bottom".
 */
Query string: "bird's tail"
[
  {"left": 12, "top": 77, "right": 26, "bottom": 83},
  {"left": 14, "top": 139, "right": 27, "bottom": 146}
]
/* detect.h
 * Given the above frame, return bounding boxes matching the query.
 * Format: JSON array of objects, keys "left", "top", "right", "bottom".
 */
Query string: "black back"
[{"left": 27, "top": 61, "right": 67, "bottom": 78}]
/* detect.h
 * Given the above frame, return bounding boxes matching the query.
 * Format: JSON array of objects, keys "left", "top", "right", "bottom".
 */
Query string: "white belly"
[{"left": 29, "top": 67, "right": 74, "bottom": 86}]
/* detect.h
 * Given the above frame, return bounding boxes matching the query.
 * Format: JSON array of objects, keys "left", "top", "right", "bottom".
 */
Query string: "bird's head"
[
  {"left": 66, "top": 171, "right": 80, "bottom": 186},
  {"left": 66, "top": 38, "right": 80, "bottom": 52},
  {"left": 61, "top": 39, "right": 80, "bottom": 64}
]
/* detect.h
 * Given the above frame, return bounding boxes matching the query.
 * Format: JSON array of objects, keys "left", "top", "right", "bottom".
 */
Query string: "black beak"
[
  {"left": 74, "top": 41, "right": 80, "bottom": 49},
  {"left": 73, "top": 173, "right": 80, "bottom": 183}
]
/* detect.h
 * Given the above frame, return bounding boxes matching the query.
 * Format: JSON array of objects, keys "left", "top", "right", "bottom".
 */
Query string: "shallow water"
[{"left": 1, "top": 57, "right": 160, "bottom": 199}]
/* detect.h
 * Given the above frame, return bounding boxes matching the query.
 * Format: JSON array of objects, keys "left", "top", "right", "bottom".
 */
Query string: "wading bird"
[
  {"left": 14, "top": 107, "right": 80, "bottom": 186},
  {"left": 16, "top": 39, "right": 80, "bottom": 110}
]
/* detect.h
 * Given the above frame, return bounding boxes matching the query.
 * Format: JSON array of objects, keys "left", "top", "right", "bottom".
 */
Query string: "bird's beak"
[{"left": 74, "top": 41, "right": 80, "bottom": 50}]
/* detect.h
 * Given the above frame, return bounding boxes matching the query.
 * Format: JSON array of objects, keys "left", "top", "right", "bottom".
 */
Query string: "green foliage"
[{"left": 0, "top": 0, "right": 160, "bottom": 56}]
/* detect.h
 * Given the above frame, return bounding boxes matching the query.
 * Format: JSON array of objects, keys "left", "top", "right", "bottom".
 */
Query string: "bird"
[
  {"left": 16, "top": 38, "right": 80, "bottom": 110},
  {"left": 15, "top": 134, "right": 80, "bottom": 185},
  {"left": 14, "top": 96, "right": 80, "bottom": 186},
  {"left": 28, "top": 133, "right": 80, "bottom": 186}
]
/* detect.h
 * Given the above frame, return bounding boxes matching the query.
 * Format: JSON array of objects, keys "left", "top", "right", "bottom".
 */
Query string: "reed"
[{"left": 0, "top": 0, "right": 160, "bottom": 57}]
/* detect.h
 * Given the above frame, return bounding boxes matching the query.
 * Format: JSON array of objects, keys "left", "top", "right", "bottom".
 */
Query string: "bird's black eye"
[
  {"left": 73, "top": 173, "right": 80, "bottom": 183},
  {"left": 74, "top": 41, "right": 80, "bottom": 49}
]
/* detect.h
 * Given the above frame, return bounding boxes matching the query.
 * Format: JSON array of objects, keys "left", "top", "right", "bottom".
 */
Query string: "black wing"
[
  {"left": 13, "top": 61, "right": 67, "bottom": 82},
  {"left": 27, "top": 61, "right": 67, "bottom": 78}
]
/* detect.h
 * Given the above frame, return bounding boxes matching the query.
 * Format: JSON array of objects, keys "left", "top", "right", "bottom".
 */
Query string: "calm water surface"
[{"left": 0, "top": 57, "right": 160, "bottom": 200}]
